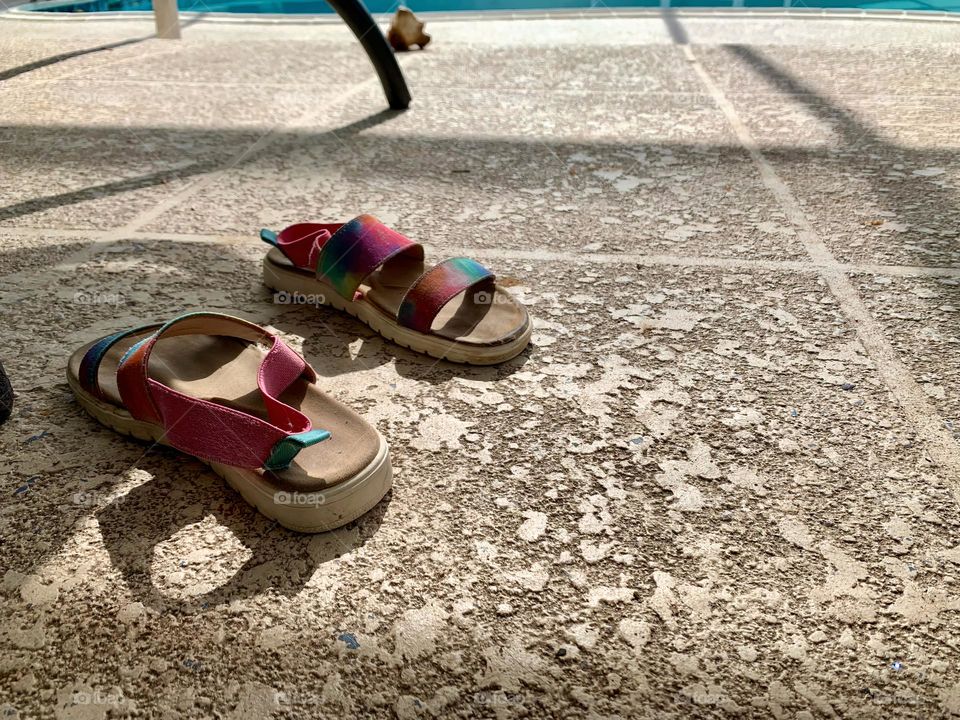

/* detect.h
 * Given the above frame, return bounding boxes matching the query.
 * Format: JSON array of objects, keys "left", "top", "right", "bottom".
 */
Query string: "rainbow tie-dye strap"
[
  {"left": 398, "top": 257, "right": 495, "bottom": 335},
  {"left": 317, "top": 215, "right": 424, "bottom": 300}
]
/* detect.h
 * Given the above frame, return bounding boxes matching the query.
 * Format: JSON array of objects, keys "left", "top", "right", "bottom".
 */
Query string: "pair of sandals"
[{"left": 66, "top": 216, "right": 531, "bottom": 533}]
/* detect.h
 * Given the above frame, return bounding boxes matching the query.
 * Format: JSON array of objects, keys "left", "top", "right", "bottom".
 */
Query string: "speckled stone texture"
[{"left": 1, "top": 12, "right": 960, "bottom": 720}]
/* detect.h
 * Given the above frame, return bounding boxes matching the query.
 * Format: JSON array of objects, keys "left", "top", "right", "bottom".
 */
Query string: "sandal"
[
  {"left": 0, "top": 360, "right": 12, "bottom": 425},
  {"left": 260, "top": 215, "right": 532, "bottom": 364},
  {"left": 66, "top": 312, "right": 391, "bottom": 533}
]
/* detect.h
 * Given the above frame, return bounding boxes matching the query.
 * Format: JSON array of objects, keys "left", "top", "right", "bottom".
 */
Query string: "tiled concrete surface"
[{"left": 2, "top": 11, "right": 960, "bottom": 719}]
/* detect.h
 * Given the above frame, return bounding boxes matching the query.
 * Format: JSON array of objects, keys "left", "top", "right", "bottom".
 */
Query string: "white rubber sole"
[
  {"left": 263, "top": 257, "right": 532, "bottom": 365},
  {"left": 67, "top": 373, "right": 392, "bottom": 533}
]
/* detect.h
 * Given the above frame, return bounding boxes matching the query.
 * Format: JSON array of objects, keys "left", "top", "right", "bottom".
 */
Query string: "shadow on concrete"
[
  {"left": 724, "top": 44, "right": 874, "bottom": 147},
  {"left": 661, "top": 9, "right": 689, "bottom": 45},
  {"left": 93, "top": 448, "right": 391, "bottom": 613},
  {"left": 0, "top": 15, "right": 208, "bottom": 83},
  {"left": 0, "top": 108, "right": 404, "bottom": 223},
  {"left": 0, "top": 343, "right": 394, "bottom": 617},
  {"left": 267, "top": 304, "right": 534, "bottom": 386},
  {"left": 0, "top": 160, "right": 220, "bottom": 223},
  {"left": 2, "top": 115, "right": 956, "bottom": 262},
  {"left": 658, "top": 14, "right": 958, "bottom": 263},
  {"left": 0, "top": 35, "right": 153, "bottom": 83},
  {"left": 723, "top": 43, "right": 959, "bottom": 260}
]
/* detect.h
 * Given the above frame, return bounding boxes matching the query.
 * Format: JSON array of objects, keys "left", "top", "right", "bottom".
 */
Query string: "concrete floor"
[{"left": 1, "top": 10, "right": 960, "bottom": 719}]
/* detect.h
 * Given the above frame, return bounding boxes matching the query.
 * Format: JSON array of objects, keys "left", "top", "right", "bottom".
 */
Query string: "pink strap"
[
  {"left": 270, "top": 223, "right": 339, "bottom": 270},
  {"left": 116, "top": 313, "right": 317, "bottom": 469},
  {"left": 258, "top": 336, "right": 315, "bottom": 431},
  {"left": 148, "top": 382, "right": 298, "bottom": 469}
]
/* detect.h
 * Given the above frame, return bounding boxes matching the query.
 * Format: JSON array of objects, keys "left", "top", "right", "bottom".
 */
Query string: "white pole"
[{"left": 153, "top": 0, "right": 181, "bottom": 39}]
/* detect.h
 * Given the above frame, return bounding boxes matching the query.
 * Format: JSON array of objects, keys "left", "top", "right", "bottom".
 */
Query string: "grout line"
[
  {"left": 684, "top": 44, "right": 960, "bottom": 483},
  {"left": 4, "top": 226, "right": 960, "bottom": 279},
  {"left": 853, "top": 263, "right": 960, "bottom": 279}
]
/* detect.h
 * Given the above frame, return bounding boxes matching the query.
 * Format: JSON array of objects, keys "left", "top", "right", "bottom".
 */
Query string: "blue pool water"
[{"left": 24, "top": 0, "right": 960, "bottom": 14}]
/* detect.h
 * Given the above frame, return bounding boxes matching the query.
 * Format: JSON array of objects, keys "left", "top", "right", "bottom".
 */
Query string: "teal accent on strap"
[
  {"left": 117, "top": 335, "right": 153, "bottom": 369},
  {"left": 260, "top": 228, "right": 279, "bottom": 247},
  {"left": 263, "top": 428, "right": 332, "bottom": 471}
]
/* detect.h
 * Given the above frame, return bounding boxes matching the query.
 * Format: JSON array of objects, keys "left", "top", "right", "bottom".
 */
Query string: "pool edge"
[{"left": 4, "top": 4, "right": 960, "bottom": 23}]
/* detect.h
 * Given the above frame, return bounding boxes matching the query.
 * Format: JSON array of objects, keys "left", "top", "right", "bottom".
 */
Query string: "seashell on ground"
[{"left": 387, "top": 7, "right": 431, "bottom": 51}]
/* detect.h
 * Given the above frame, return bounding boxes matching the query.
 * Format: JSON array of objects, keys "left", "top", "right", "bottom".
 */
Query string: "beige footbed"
[
  {"left": 264, "top": 249, "right": 532, "bottom": 365},
  {"left": 66, "top": 328, "right": 391, "bottom": 533}
]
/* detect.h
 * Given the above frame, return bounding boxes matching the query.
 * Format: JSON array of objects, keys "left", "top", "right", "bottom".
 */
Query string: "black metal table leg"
[{"left": 325, "top": 0, "right": 412, "bottom": 110}]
